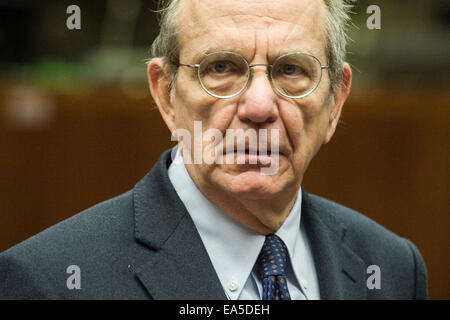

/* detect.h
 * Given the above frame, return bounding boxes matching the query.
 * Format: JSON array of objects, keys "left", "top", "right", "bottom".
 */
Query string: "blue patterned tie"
[{"left": 257, "top": 234, "right": 291, "bottom": 300}]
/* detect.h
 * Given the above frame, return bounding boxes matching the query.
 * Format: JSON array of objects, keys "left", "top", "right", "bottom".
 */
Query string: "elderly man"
[{"left": 0, "top": 0, "right": 427, "bottom": 300}]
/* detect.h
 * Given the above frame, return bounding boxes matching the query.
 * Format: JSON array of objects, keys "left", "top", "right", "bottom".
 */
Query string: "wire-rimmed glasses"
[{"left": 179, "top": 51, "right": 329, "bottom": 99}]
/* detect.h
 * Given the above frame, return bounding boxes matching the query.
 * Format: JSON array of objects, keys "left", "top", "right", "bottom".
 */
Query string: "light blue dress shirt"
[{"left": 168, "top": 147, "right": 320, "bottom": 300}]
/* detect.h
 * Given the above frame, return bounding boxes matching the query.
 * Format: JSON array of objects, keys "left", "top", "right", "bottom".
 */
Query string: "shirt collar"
[
  {"left": 275, "top": 191, "right": 302, "bottom": 282},
  {"left": 168, "top": 147, "right": 302, "bottom": 299}
]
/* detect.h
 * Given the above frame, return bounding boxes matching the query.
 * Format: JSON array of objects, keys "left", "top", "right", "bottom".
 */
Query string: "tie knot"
[{"left": 257, "top": 235, "right": 288, "bottom": 278}]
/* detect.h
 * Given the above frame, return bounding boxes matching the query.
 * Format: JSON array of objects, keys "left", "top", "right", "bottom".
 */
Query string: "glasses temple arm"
[{"left": 178, "top": 63, "right": 200, "bottom": 69}]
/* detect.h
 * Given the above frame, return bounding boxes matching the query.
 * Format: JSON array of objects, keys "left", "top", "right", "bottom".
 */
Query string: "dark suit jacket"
[{"left": 0, "top": 150, "right": 428, "bottom": 299}]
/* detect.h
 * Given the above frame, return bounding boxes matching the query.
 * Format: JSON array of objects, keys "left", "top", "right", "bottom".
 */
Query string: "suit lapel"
[
  {"left": 302, "top": 190, "right": 367, "bottom": 300},
  {"left": 132, "top": 150, "right": 227, "bottom": 300}
]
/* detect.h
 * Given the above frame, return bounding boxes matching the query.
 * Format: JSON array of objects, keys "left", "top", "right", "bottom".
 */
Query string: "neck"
[{"left": 189, "top": 172, "right": 300, "bottom": 235}]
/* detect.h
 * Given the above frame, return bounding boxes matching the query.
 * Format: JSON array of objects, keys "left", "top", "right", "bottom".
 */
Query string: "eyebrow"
[
  {"left": 192, "top": 47, "right": 241, "bottom": 61},
  {"left": 189, "top": 47, "right": 317, "bottom": 64}
]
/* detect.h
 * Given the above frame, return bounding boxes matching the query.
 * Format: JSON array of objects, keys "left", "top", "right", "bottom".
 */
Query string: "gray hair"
[{"left": 151, "top": 0, "right": 354, "bottom": 92}]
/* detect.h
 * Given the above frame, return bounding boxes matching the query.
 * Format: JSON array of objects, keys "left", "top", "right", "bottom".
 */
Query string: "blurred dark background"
[{"left": 0, "top": 0, "right": 448, "bottom": 299}]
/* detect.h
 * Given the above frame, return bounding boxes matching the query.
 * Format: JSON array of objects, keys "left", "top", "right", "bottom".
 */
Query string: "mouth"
[{"left": 224, "top": 148, "right": 279, "bottom": 166}]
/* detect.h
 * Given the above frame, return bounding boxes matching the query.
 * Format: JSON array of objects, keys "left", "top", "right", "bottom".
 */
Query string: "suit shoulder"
[
  {"left": 305, "top": 192, "right": 425, "bottom": 266},
  {"left": 306, "top": 192, "right": 428, "bottom": 299},
  {"left": 306, "top": 193, "right": 404, "bottom": 243},
  {"left": 306, "top": 192, "right": 428, "bottom": 298},
  {"left": 0, "top": 190, "right": 139, "bottom": 299},
  {"left": 0, "top": 190, "right": 134, "bottom": 267}
]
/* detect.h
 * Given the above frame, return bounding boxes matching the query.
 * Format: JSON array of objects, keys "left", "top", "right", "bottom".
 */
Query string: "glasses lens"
[
  {"left": 198, "top": 52, "right": 249, "bottom": 98},
  {"left": 271, "top": 53, "right": 322, "bottom": 98}
]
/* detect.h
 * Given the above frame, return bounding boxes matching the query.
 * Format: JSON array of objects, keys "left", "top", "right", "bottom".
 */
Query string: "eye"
[
  {"left": 281, "top": 64, "right": 303, "bottom": 76},
  {"left": 212, "top": 61, "right": 228, "bottom": 73},
  {"left": 208, "top": 61, "right": 229, "bottom": 73}
]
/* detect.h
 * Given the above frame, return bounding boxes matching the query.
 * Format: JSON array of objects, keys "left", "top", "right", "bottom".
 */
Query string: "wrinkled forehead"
[{"left": 176, "top": 0, "right": 328, "bottom": 59}]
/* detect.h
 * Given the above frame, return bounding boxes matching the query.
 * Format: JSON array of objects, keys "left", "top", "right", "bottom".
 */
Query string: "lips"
[
  {"left": 224, "top": 148, "right": 279, "bottom": 165},
  {"left": 234, "top": 148, "right": 271, "bottom": 155},
  {"left": 200, "top": 127, "right": 283, "bottom": 166}
]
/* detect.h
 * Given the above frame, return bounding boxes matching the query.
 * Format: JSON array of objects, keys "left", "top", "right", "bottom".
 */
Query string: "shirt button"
[
  {"left": 301, "top": 278, "right": 308, "bottom": 289},
  {"left": 228, "top": 280, "right": 239, "bottom": 292}
]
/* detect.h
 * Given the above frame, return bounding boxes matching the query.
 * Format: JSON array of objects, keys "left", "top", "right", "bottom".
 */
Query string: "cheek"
[
  {"left": 280, "top": 95, "right": 330, "bottom": 156},
  {"left": 279, "top": 101, "right": 304, "bottom": 139},
  {"left": 173, "top": 74, "right": 238, "bottom": 138},
  {"left": 173, "top": 74, "right": 210, "bottom": 127},
  {"left": 173, "top": 74, "right": 237, "bottom": 127}
]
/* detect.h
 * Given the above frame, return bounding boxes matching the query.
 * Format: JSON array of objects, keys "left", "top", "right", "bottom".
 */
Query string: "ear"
[
  {"left": 323, "top": 63, "right": 352, "bottom": 144},
  {"left": 147, "top": 58, "right": 176, "bottom": 133}
]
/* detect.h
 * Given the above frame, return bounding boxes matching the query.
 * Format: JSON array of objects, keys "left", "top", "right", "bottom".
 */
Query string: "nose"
[{"left": 237, "top": 67, "right": 278, "bottom": 124}]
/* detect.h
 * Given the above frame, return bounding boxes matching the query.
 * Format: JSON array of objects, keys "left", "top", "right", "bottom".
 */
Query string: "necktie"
[{"left": 257, "top": 234, "right": 291, "bottom": 300}]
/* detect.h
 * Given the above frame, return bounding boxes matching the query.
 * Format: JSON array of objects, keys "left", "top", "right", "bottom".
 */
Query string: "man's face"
[{"left": 153, "top": 0, "right": 350, "bottom": 203}]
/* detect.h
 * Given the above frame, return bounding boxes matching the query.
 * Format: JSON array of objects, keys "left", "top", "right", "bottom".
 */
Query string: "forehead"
[{"left": 177, "top": 0, "right": 328, "bottom": 60}]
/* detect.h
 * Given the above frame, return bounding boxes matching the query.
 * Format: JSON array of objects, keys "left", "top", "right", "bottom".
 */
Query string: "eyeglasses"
[{"left": 178, "top": 51, "right": 329, "bottom": 99}]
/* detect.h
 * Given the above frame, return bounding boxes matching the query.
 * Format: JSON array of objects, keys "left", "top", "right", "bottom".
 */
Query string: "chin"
[{"left": 218, "top": 170, "right": 285, "bottom": 200}]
